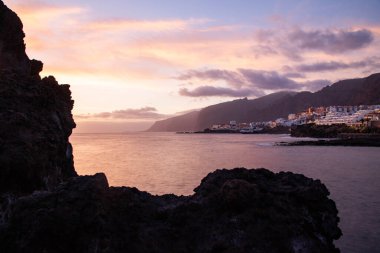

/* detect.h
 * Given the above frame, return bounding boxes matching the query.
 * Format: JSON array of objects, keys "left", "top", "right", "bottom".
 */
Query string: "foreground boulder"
[
  {"left": 0, "top": 1, "right": 76, "bottom": 194},
  {"left": 0, "top": 168, "right": 341, "bottom": 253}
]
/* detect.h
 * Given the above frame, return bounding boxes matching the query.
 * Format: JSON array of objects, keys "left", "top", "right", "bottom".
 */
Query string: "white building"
[
  {"left": 288, "top": 114, "right": 296, "bottom": 120},
  {"left": 315, "top": 110, "right": 373, "bottom": 126}
]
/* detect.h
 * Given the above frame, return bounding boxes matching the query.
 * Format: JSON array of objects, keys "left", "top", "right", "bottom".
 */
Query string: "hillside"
[
  {"left": 148, "top": 73, "right": 380, "bottom": 132},
  {"left": 148, "top": 111, "right": 199, "bottom": 132}
]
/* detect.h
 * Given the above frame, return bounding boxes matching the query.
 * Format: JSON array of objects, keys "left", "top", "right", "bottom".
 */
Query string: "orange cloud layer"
[
  {"left": 84, "top": 18, "right": 210, "bottom": 32},
  {"left": 9, "top": 0, "right": 378, "bottom": 82}
]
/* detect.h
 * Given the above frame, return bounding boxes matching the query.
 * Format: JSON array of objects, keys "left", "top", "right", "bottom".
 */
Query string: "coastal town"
[{"left": 205, "top": 105, "right": 380, "bottom": 133}]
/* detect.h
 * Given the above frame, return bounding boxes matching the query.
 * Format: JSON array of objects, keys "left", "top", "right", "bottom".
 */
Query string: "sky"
[{"left": 4, "top": 0, "right": 380, "bottom": 132}]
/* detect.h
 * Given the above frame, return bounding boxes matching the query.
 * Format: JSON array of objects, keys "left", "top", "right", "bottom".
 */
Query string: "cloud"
[
  {"left": 74, "top": 121, "right": 153, "bottom": 133},
  {"left": 238, "top": 69, "right": 300, "bottom": 89},
  {"left": 7, "top": 0, "right": 379, "bottom": 117},
  {"left": 76, "top": 107, "right": 168, "bottom": 121},
  {"left": 6, "top": 0, "right": 84, "bottom": 16},
  {"left": 8, "top": 0, "right": 228, "bottom": 79},
  {"left": 10, "top": 0, "right": 378, "bottom": 84},
  {"left": 179, "top": 86, "right": 260, "bottom": 97},
  {"left": 254, "top": 28, "right": 375, "bottom": 60},
  {"left": 285, "top": 57, "right": 380, "bottom": 73},
  {"left": 177, "top": 69, "right": 246, "bottom": 88},
  {"left": 178, "top": 69, "right": 303, "bottom": 90},
  {"left": 84, "top": 19, "right": 190, "bottom": 32},
  {"left": 283, "top": 72, "right": 306, "bottom": 78},
  {"left": 177, "top": 68, "right": 332, "bottom": 97},
  {"left": 289, "top": 28, "right": 374, "bottom": 54}
]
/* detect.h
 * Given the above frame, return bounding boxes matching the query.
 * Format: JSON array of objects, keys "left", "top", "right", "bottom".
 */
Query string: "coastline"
[
  {"left": 176, "top": 130, "right": 380, "bottom": 147},
  {"left": 277, "top": 134, "right": 380, "bottom": 147},
  {"left": 177, "top": 126, "right": 290, "bottom": 135}
]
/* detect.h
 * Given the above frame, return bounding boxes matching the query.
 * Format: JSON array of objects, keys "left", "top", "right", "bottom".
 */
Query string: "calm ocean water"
[{"left": 70, "top": 132, "right": 380, "bottom": 253}]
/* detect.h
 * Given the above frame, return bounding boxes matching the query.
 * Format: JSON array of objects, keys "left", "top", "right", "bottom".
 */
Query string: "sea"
[{"left": 70, "top": 132, "right": 380, "bottom": 253}]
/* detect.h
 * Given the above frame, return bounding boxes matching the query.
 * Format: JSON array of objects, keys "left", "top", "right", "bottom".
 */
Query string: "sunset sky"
[{"left": 5, "top": 0, "right": 380, "bottom": 132}]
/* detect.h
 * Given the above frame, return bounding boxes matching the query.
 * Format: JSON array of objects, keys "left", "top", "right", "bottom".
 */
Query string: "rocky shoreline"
[
  {"left": 178, "top": 126, "right": 290, "bottom": 134},
  {"left": 277, "top": 138, "right": 380, "bottom": 147},
  {"left": 281, "top": 124, "right": 380, "bottom": 147},
  {"left": 291, "top": 123, "right": 380, "bottom": 138},
  {"left": 0, "top": 1, "right": 342, "bottom": 252},
  {"left": 0, "top": 168, "right": 342, "bottom": 253}
]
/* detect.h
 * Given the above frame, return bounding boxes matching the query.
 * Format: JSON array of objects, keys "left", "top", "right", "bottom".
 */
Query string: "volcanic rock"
[
  {"left": 0, "top": 168, "right": 341, "bottom": 253},
  {"left": 0, "top": 1, "right": 39, "bottom": 75},
  {"left": 0, "top": 1, "right": 76, "bottom": 195}
]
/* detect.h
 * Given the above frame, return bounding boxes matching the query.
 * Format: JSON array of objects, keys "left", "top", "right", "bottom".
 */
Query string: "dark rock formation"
[
  {"left": 277, "top": 138, "right": 380, "bottom": 147},
  {"left": 0, "top": 2, "right": 342, "bottom": 252},
  {"left": 0, "top": 1, "right": 76, "bottom": 195},
  {"left": 291, "top": 123, "right": 380, "bottom": 138},
  {"left": 0, "top": 168, "right": 342, "bottom": 253},
  {"left": 291, "top": 124, "right": 357, "bottom": 138},
  {"left": 0, "top": 1, "right": 40, "bottom": 76}
]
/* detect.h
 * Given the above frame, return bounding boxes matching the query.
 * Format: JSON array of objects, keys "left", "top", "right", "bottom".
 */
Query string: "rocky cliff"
[
  {"left": 0, "top": 1, "right": 341, "bottom": 252},
  {"left": 0, "top": 1, "right": 76, "bottom": 195},
  {"left": 0, "top": 1, "right": 38, "bottom": 76}
]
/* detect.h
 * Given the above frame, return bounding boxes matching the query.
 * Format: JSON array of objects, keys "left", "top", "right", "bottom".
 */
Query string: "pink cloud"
[
  {"left": 5, "top": 0, "right": 380, "bottom": 99},
  {"left": 83, "top": 18, "right": 210, "bottom": 33}
]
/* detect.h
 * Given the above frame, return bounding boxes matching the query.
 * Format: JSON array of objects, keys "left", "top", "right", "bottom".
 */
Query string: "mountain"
[
  {"left": 148, "top": 73, "right": 380, "bottom": 132},
  {"left": 148, "top": 110, "right": 199, "bottom": 132}
]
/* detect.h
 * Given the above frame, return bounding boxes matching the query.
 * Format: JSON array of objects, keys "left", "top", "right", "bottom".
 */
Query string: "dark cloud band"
[
  {"left": 177, "top": 68, "right": 331, "bottom": 97},
  {"left": 76, "top": 107, "right": 168, "bottom": 120},
  {"left": 179, "top": 86, "right": 261, "bottom": 97},
  {"left": 254, "top": 28, "right": 374, "bottom": 60},
  {"left": 285, "top": 57, "right": 380, "bottom": 73}
]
